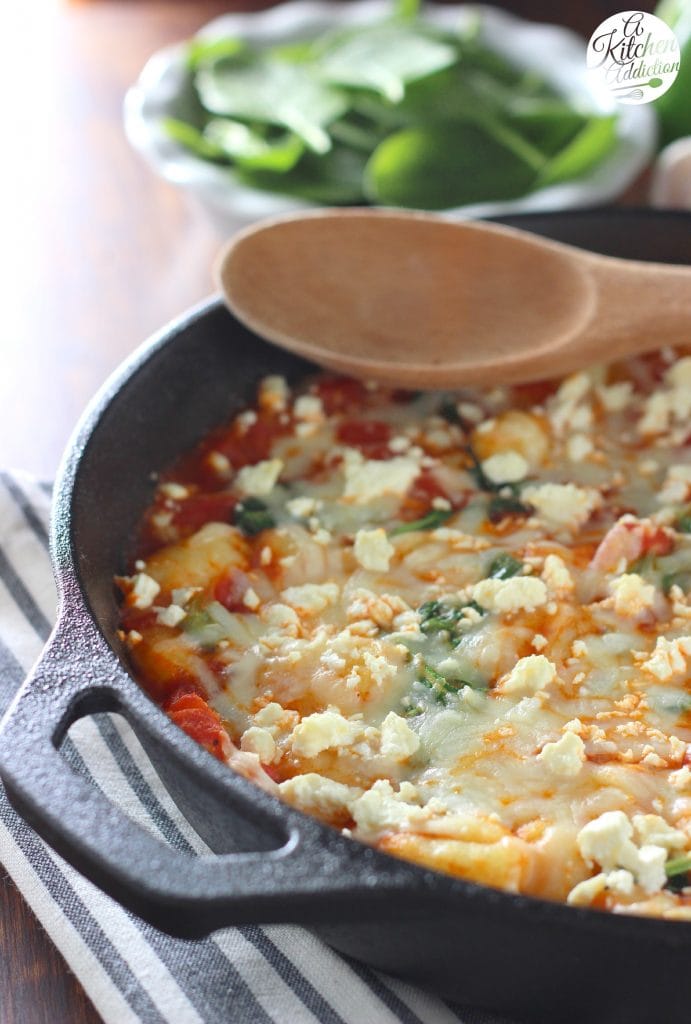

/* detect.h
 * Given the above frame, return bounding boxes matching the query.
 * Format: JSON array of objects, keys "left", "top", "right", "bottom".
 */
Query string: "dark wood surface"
[{"left": 0, "top": 1, "right": 653, "bottom": 1022}]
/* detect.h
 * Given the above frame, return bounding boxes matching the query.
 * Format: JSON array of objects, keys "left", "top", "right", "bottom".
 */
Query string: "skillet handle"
[{"left": 0, "top": 615, "right": 412, "bottom": 937}]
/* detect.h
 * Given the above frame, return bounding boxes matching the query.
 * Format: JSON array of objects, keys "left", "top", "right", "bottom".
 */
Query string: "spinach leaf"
[
  {"left": 196, "top": 54, "right": 347, "bottom": 153},
  {"left": 417, "top": 660, "right": 487, "bottom": 701},
  {"left": 675, "top": 510, "right": 691, "bottom": 533},
  {"left": 487, "top": 552, "right": 524, "bottom": 580},
  {"left": 236, "top": 145, "right": 367, "bottom": 203},
  {"left": 187, "top": 37, "right": 245, "bottom": 71},
  {"left": 487, "top": 495, "right": 534, "bottom": 524},
  {"left": 204, "top": 119, "right": 304, "bottom": 171},
  {"left": 163, "top": 117, "right": 229, "bottom": 161},
  {"left": 234, "top": 497, "right": 275, "bottom": 535},
  {"left": 537, "top": 115, "right": 617, "bottom": 187},
  {"left": 316, "top": 24, "right": 458, "bottom": 103},
  {"left": 364, "top": 121, "right": 538, "bottom": 208},
  {"left": 390, "top": 508, "right": 453, "bottom": 535}
]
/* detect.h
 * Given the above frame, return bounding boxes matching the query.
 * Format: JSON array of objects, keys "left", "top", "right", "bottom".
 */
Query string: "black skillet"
[{"left": 1, "top": 210, "right": 690, "bottom": 1024}]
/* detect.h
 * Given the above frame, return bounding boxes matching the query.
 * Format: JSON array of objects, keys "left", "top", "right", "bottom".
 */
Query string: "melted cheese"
[{"left": 119, "top": 354, "right": 691, "bottom": 920}]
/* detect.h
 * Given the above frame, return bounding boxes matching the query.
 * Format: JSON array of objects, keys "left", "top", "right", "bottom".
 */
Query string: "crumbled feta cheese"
[
  {"left": 480, "top": 451, "right": 529, "bottom": 484},
  {"left": 236, "top": 409, "right": 258, "bottom": 430},
  {"left": 389, "top": 435, "right": 411, "bottom": 453},
  {"left": 159, "top": 482, "right": 189, "bottom": 500},
  {"left": 641, "top": 636, "right": 691, "bottom": 681},
  {"left": 472, "top": 576, "right": 547, "bottom": 614},
  {"left": 353, "top": 528, "right": 395, "bottom": 572},
  {"left": 633, "top": 814, "right": 687, "bottom": 850},
  {"left": 666, "top": 356, "right": 691, "bottom": 389},
  {"left": 171, "top": 590, "right": 201, "bottom": 614},
  {"left": 458, "top": 401, "right": 484, "bottom": 424},
  {"left": 432, "top": 496, "right": 451, "bottom": 510},
  {"left": 537, "top": 731, "right": 585, "bottom": 777},
  {"left": 522, "top": 482, "right": 602, "bottom": 533},
  {"left": 291, "top": 709, "right": 362, "bottom": 758},
  {"left": 597, "top": 381, "right": 633, "bottom": 412},
  {"left": 566, "top": 434, "right": 593, "bottom": 463},
  {"left": 156, "top": 604, "right": 186, "bottom": 628},
  {"left": 242, "top": 587, "right": 260, "bottom": 610},
  {"left": 658, "top": 464, "right": 691, "bottom": 505},
  {"left": 501, "top": 654, "right": 557, "bottom": 696},
  {"left": 240, "top": 726, "right": 276, "bottom": 763},
  {"left": 254, "top": 703, "right": 288, "bottom": 728},
  {"left": 286, "top": 496, "right": 319, "bottom": 518},
  {"left": 609, "top": 573, "right": 656, "bottom": 617},
  {"left": 280, "top": 582, "right": 339, "bottom": 615},
  {"left": 380, "top": 712, "right": 420, "bottom": 761},
  {"left": 259, "top": 546, "right": 272, "bottom": 566},
  {"left": 279, "top": 773, "right": 361, "bottom": 815},
  {"left": 556, "top": 371, "right": 591, "bottom": 406},
  {"left": 343, "top": 451, "right": 419, "bottom": 504},
  {"left": 130, "top": 573, "right": 160, "bottom": 609},
  {"left": 206, "top": 451, "right": 232, "bottom": 477},
  {"left": 293, "top": 395, "right": 324, "bottom": 422},
  {"left": 670, "top": 765, "right": 691, "bottom": 791},
  {"left": 350, "top": 779, "right": 423, "bottom": 837},
  {"left": 541, "top": 554, "right": 574, "bottom": 597},
  {"left": 236, "top": 458, "right": 283, "bottom": 497},
  {"left": 258, "top": 375, "right": 289, "bottom": 412},
  {"left": 532, "top": 633, "right": 548, "bottom": 651},
  {"left": 576, "top": 810, "right": 668, "bottom": 894}
]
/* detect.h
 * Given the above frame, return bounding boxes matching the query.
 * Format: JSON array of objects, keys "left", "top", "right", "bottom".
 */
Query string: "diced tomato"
[
  {"left": 314, "top": 376, "right": 369, "bottom": 415},
  {"left": 214, "top": 568, "right": 251, "bottom": 612},
  {"left": 336, "top": 419, "right": 391, "bottom": 459},
  {"left": 511, "top": 378, "right": 557, "bottom": 407},
  {"left": 641, "top": 526, "right": 676, "bottom": 557},
  {"left": 171, "top": 491, "right": 237, "bottom": 534},
  {"left": 167, "top": 692, "right": 229, "bottom": 761},
  {"left": 398, "top": 469, "right": 454, "bottom": 521}
]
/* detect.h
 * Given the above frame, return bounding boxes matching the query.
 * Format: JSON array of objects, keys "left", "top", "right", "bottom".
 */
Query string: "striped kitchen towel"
[{"left": 0, "top": 470, "right": 515, "bottom": 1024}]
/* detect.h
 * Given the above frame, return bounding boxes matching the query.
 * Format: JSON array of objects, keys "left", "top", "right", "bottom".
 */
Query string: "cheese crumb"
[
  {"left": 472, "top": 576, "right": 547, "bottom": 614},
  {"left": 659, "top": 464, "right": 691, "bottom": 505},
  {"left": 641, "top": 636, "right": 691, "bottom": 681},
  {"left": 281, "top": 582, "right": 339, "bottom": 615},
  {"left": 130, "top": 573, "right": 160, "bottom": 609},
  {"left": 353, "top": 528, "right": 395, "bottom": 572},
  {"left": 236, "top": 458, "right": 283, "bottom": 497},
  {"left": 343, "top": 451, "right": 419, "bottom": 504},
  {"left": 501, "top": 654, "right": 557, "bottom": 696},
  {"left": 240, "top": 726, "right": 276, "bottom": 763},
  {"left": 480, "top": 451, "right": 528, "bottom": 484},
  {"left": 380, "top": 712, "right": 420, "bottom": 761},
  {"left": 286, "top": 496, "right": 319, "bottom": 518},
  {"left": 537, "top": 731, "right": 586, "bottom": 777},
  {"left": 541, "top": 554, "right": 574, "bottom": 598},
  {"left": 293, "top": 395, "right": 325, "bottom": 422},
  {"left": 156, "top": 604, "right": 186, "bottom": 627},
  {"left": 291, "top": 710, "right": 362, "bottom": 758},
  {"left": 609, "top": 573, "right": 656, "bottom": 617},
  {"left": 522, "top": 482, "right": 602, "bottom": 532},
  {"left": 279, "top": 773, "right": 361, "bottom": 815},
  {"left": 576, "top": 810, "right": 668, "bottom": 894},
  {"left": 258, "top": 375, "right": 289, "bottom": 413},
  {"left": 566, "top": 434, "right": 593, "bottom": 463},
  {"left": 242, "top": 587, "right": 261, "bottom": 610}
]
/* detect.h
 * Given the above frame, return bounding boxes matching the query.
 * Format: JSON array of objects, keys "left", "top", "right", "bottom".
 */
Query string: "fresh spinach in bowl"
[{"left": 163, "top": 0, "right": 618, "bottom": 209}]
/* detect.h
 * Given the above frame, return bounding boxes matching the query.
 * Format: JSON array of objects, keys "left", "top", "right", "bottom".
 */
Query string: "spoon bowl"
[{"left": 215, "top": 209, "right": 691, "bottom": 387}]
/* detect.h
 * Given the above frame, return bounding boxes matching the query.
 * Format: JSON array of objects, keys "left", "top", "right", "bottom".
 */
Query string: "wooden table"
[{"left": 0, "top": 1, "right": 653, "bottom": 1021}]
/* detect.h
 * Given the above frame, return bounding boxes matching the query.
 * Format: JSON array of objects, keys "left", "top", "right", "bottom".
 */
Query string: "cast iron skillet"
[{"left": 1, "top": 210, "right": 690, "bottom": 1024}]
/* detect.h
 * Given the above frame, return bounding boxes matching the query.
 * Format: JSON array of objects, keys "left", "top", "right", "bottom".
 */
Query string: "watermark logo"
[{"left": 587, "top": 10, "right": 680, "bottom": 104}]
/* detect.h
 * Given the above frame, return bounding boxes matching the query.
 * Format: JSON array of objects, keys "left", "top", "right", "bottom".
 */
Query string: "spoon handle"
[{"left": 574, "top": 253, "right": 691, "bottom": 369}]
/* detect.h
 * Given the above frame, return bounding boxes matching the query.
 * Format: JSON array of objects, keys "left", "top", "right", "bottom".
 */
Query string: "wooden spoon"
[{"left": 214, "top": 208, "right": 691, "bottom": 388}]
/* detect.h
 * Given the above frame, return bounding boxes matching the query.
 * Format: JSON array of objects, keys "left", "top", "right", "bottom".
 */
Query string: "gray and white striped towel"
[{"left": 0, "top": 470, "right": 514, "bottom": 1024}]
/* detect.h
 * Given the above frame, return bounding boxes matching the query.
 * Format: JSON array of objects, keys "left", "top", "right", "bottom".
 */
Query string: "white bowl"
[{"left": 124, "top": 0, "right": 657, "bottom": 235}]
